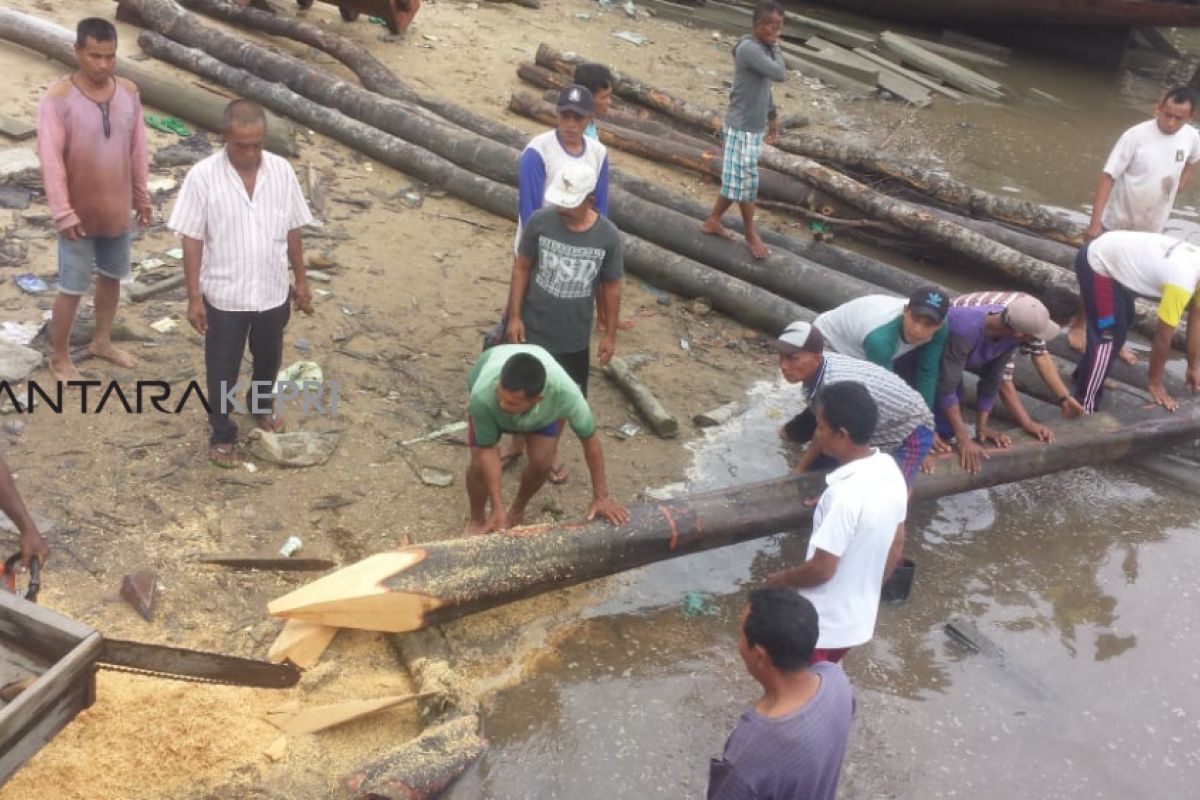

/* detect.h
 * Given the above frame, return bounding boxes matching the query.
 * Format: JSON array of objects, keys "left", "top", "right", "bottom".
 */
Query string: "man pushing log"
[{"left": 463, "top": 344, "right": 629, "bottom": 534}]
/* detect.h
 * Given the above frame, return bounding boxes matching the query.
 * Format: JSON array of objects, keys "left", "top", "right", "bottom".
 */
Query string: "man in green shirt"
[{"left": 464, "top": 344, "right": 629, "bottom": 534}]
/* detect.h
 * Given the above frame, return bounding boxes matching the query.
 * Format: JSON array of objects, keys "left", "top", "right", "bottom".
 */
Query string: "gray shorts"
[{"left": 56, "top": 230, "right": 132, "bottom": 295}]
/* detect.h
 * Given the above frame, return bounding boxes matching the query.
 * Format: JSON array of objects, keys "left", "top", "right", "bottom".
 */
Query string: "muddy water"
[{"left": 447, "top": 37, "right": 1200, "bottom": 800}]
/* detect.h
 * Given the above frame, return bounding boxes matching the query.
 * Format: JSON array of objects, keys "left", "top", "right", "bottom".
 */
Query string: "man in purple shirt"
[
  {"left": 937, "top": 296, "right": 1060, "bottom": 474},
  {"left": 709, "top": 588, "right": 853, "bottom": 800}
]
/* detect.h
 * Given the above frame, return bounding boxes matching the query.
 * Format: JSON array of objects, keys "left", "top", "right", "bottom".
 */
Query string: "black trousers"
[{"left": 204, "top": 297, "right": 291, "bottom": 445}]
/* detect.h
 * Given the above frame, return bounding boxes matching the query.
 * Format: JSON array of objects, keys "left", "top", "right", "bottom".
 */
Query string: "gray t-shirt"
[
  {"left": 708, "top": 662, "right": 853, "bottom": 800},
  {"left": 516, "top": 206, "right": 623, "bottom": 354},
  {"left": 726, "top": 34, "right": 788, "bottom": 133}
]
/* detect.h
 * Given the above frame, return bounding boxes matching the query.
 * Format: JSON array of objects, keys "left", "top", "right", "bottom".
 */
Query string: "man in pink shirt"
[{"left": 36, "top": 18, "right": 151, "bottom": 383}]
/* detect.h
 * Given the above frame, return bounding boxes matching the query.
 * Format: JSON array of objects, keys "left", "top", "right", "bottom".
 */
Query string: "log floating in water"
[
  {"left": 268, "top": 401, "right": 1200, "bottom": 634},
  {"left": 0, "top": 6, "right": 296, "bottom": 155},
  {"left": 604, "top": 356, "right": 679, "bottom": 439}
]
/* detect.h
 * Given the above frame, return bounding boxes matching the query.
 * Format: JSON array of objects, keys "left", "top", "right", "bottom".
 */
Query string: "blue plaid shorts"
[{"left": 719, "top": 127, "right": 765, "bottom": 203}]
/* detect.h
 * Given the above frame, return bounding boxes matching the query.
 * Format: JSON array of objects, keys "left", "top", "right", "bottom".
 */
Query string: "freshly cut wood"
[
  {"left": 268, "top": 551, "right": 428, "bottom": 630},
  {"left": 340, "top": 715, "right": 485, "bottom": 800},
  {"left": 268, "top": 402, "right": 1200, "bottom": 635},
  {"left": 772, "top": 131, "right": 1084, "bottom": 244},
  {"left": 0, "top": 6, "right": 296, "bottom": 156},
  {"left": 263, "top": 735, "right": 287, "bottom": 762},
  {"left": 266, "top": 692, "right": 437, "bottom": 735},
  {"left": 604, "top": 356, "right": 679, "bottom": 439},
  {"left": 878, "top": 31, "right": 1005, "bottom": 100},
  {"left": 853, "top": 47, "right": 968, "bottom": 101},
  {"left": 536, "top": 43, "right": 725, "bottom": 136},
  {"left": 266, "top": 619, "right": 339, "bottom": 668}
]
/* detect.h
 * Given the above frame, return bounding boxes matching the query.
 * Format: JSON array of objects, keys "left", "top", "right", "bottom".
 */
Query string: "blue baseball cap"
[{"left": 907, "top": 286, "right": 948, "bottom": 323}]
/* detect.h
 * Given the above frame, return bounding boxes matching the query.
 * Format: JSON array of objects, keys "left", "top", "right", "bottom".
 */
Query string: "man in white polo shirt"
[
  {"left": 1074, "top": 230, "right": 1200, "bottom": 413},
  {"left": 170, "top": 100, "right": 314, "bottom": 467},
  {"left": 766, "top": 380, "right": 908, "bottom": 664}
]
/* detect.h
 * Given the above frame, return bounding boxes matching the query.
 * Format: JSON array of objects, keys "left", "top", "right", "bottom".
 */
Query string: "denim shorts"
[{"left": 56, "top": 230, "right": 133, "bottom": 295}]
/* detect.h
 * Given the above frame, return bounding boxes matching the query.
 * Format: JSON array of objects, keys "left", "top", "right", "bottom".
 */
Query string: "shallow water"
[{"left": 447, "top": 28, "right": 1200, "bottom": 800}]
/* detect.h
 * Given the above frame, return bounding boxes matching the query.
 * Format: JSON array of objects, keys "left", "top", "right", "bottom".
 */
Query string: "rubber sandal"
[
  {"left": 209, "top": 444, "right": 240, "bottom": 469},
  {"left": 144, "top": 114, "right": 193, "bottom": 137}
]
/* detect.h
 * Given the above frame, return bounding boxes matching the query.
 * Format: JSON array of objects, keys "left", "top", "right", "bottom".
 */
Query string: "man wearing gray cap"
[{"left": 937, "top": 296, "right": 1061, "bottom": 473}]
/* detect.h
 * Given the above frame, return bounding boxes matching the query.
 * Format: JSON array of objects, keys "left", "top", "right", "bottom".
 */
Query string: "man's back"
[{"left": 709, "top": 662, "right": 853, "bottom": 800}]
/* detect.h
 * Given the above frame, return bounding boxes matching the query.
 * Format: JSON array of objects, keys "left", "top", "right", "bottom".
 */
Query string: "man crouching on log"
[
  {"left": 464, "top": 344, "right": 629, "bottom": 534},
  {"left": 701, "top": 0, "right": 787, "bottom": 260}
]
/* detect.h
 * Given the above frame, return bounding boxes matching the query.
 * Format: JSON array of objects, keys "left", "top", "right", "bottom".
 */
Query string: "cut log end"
[{"left": 266, "top": 618, "right": 340, "bottom": 668}]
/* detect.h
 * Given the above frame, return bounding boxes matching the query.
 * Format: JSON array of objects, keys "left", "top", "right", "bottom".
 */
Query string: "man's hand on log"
[
  {"left": 976, "top": 429, "right": 1012, "bottom": 448},
  {"left": 1060, "top": 395, "right": 1085, "bottom": 419},
  {"left": 931, "top": 433, "right": 953, "bottom": 455},
  {"left": 597, "top": 335, "right": 616, "bottom": 367},
  {"left": 587, "top": 495, "right": 629, "bottom": 526},
  {"left": 1148, "top": 381, "right": 1179, "bottom": 412},
  {"left": 1186, "top": 367, "right": 1200, "bottom": 395},
  {"left": 957, "top": 439, "right": 989, "bottom": 474},
  {"left": 1022, "top": 423, "right": 1054, "bottom": 444},
  {"left": 505, "top": 318, "right": 526, "bottom": 344}
]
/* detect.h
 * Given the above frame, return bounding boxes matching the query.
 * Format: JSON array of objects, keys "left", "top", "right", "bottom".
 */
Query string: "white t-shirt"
[
  {"left": 799, "top": 450, "right": 908, "bottom": 650},
  {"left": 1101, "top": 119, "right": 1200, "bottom": 233},
  {"left": 814, "top": 295, "right": 910, "bottom": 360},
  {"left": 1088, "top": 231, "right": 1200, "bottom": 327}
]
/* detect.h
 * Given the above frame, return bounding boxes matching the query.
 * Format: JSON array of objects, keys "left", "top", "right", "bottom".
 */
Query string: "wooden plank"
[
  {"left": 877, "top": 32, "right": 1004, "bottom": 99},
  {"left": 782, "top": 53, "right": 875, "bottom": 96},
  {"left": 783, "top": 40, "right": 880, "bottom": 84},
  {"left": 853, "top": 48, "right": 968, "bottom": 101},
  {"left": 0, "top": 114, "right": 35, "bottom": 141},
  {"left": 877, "top": 69, "right": 932, "bottom": 107},
  {"left": 905, "top": 36, "right": 1009, "bottom": 68},
  {"left": 0, "top": 592, "right": 94, "bottom": 662},
  {"left": 265, "top": 692, "right": 436, "bottom": 735},
  {"left": 266, "top": 619, "right": 339, "bottom": 668},
  {"left": 0, "top": 631, "right": 100, "bottom": 783}
]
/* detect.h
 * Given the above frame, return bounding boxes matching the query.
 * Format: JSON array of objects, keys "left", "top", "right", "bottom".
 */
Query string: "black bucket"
[{"left": 880, "top": 559, "right": 916, "bottom": 605}]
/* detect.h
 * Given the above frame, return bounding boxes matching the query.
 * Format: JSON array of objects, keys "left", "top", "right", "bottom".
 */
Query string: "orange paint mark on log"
[{"left": 660, "top": 505, "right": 679, "bottom": 551}]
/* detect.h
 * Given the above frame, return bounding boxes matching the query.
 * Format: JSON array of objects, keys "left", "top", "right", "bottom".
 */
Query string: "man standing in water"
[
  {"left": 1073, "top": 86, "right": 1200, "bottom": 360},
  {"left": 709, "top": 588, "right": 853, "bottom": 800},
  {"left": 37, "top": 17, "right": 151, "bottom": 383},
  {"left": 701, "top": 0, "right": 787, "bottom": 259},
  {"left": 171, "top": 100, "right": 314, "bottom": 467},
  {"left": 767, "top": 381, "right": 909, "bottom": 664}
]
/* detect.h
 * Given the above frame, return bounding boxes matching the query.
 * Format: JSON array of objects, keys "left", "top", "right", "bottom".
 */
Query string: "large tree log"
[
  {"left": 340, "top": 715, "right": 486, "bottom": 800},
  {"left": 762, "top": 147, "right": 1184, "bottom": 349},
  {"left": 507, "top": 91, "right": 846, "bottom": 214},
  {"left": 268, "top": 401, "right": 1200, "bottom": 634},
  {"left": 536, "top": 43, "right": 726, "bottom": 137},
  {"left": 772, "top": 132, "right": 1084, "bottom": 245},
  {"left": 0, "top": 6, "right": 296, "bottom": 155}
]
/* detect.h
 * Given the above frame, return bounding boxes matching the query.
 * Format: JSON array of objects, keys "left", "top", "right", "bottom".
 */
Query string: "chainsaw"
[{"left": 3, "top": 554, "right": 299, "bottom": 689}]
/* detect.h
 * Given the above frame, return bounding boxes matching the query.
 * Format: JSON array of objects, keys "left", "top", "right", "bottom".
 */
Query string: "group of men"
[{"left": 14, "top": 8, "right": 1200, "bottom": 800}]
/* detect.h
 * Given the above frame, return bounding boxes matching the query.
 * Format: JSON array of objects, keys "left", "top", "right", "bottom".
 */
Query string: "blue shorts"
[
  {"left": 467, "top": 417, "right": 559, "bottom": 448},
  {"left": 719, "top": 127, "right": 765, "bottom": 203},
  {"left": 56, "top": 230, "right": 132, "bottom": 295}
]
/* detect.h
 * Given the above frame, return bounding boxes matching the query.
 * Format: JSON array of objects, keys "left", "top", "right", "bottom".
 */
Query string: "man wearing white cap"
[
  {"left": 504, "top": 161, "right": 623, "bottom": 483},
  {"left": 937, "top": 297, "right": 1061, "bottom": 473},
  {"left": 1074, "top": 231, "right": 1200, "bottom": 413}
]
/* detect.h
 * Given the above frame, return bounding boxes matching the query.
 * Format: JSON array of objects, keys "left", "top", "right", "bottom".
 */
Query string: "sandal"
[
  {"left": 209, "top": 443, "right": 241, "bottom": 469},
  {"left": 144, "top": 114, "right": 193, "bottom": 137}
]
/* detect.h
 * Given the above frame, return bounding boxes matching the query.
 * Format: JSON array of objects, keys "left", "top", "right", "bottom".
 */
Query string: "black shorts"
[{"left": 552, "top": 348, "right": 590, "bottom": 397}]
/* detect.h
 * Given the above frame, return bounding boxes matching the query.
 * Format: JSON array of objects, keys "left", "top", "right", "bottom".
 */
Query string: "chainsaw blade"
[{"left": 99, "top": 639, "right": 301, "bottom": 689}]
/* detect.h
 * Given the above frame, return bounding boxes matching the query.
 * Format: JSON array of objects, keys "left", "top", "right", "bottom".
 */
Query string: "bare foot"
[
  {"left": 49, "top": 356, "right": 83, "bottom": 383},
  {"left": 255, "top": 413, "right": 286, "bottom": 433},
  {"left": 506, "top": 506, "right": 526, "bottom": 528},
  {"left": 89, "top": 343, "right": 138, "bottom": 369},
  {"left": 547, "top": 463, "right": 569, "bottom": 485},
  {"left": 746, "top": 234, "right": 770, "bottom": 260},
  {"left": 701, "top": 219, "right": 738, "bottom": 242},
  {"left": 1067, "top": 324, "right": 1085, "bottom": 354},
  {"left": 463, "top": 519, "right": 489, "bottom": 535},
  {"left": 208, "top": 442, "right": 241, "bottom": 469},
  {"left": 499, "top": 441, "right": 524, "bottom": 470},
  {"left": 1118, "top": 346, "right": 1138, "bottom": 366}
]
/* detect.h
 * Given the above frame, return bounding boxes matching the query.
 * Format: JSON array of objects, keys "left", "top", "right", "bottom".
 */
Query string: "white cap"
[
  {"left": 769, "top": 320, "right": 822, "bottom": 354},
  {"left": 544, "top": 161, "right": 599, "bottom": 209}
]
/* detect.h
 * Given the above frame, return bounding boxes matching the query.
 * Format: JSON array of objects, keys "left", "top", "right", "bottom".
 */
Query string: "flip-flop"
[
  {"left": 209, "top": 443, "right": 240, "bottom": 469},
  {"left": 144, "top": 114, "right": 193, "bottom": 137}
]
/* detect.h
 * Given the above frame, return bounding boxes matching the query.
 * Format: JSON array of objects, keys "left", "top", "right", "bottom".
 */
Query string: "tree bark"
[
  {"left": 536, "top": 43, "right": 726, "bottom": 137},
  {"left": 507, "top": 91, "right": 846, "bottom": 213},
  {"left": 340, "top": 715, "right": 485, "bottom": 800},
  {"left": 763, "top": 147, "right": 1184, "bottom": 349},
  {"left": 603, "top": 356, "right": 680, "bottom": 439},
  {"left": 0, "top": 6, "right": 296, "bottom": 155},
  {"left": 772, "top": 131, "right": 1085, "bottom": 245},
  {"left": 269, "top": 401, "right": 1200, "bottom": 635}
]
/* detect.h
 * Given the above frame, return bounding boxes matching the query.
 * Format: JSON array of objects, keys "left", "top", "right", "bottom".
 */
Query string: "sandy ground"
[{"left": 0, "top": 0, "right": 854, "bottom": 796}]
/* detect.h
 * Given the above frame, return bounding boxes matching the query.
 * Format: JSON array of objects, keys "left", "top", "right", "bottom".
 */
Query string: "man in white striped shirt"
[{"left": 169, "top": 100, "right": 314, "bottom": 467}]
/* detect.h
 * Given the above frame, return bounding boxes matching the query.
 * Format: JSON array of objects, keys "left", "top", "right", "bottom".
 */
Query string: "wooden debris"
[
  {"left": 263, "top": 734, "right": 287, "bottom": 762},
  {"left": 266, "top": 692, "right": 438, "bottom": 735},
  {"left": 604, "top": 356, "right": 679, "bottom": 439},
  {"left": 197, "top": 554, "right": 338, "bottom": 571},
  {"left": 853, "top": 47, "right": 968, "bottom": 101},
  {"left": 783, "top": 52, "right": 875, "bottom": 96},
  {"left": 120, "top": 570, "right": 158, "bottom": 621},
  {"left": 693, "top": 401, "right": 746, "bottom": 428},
  {"left": 267, "top": 619, "right": 339, "bottom": 668},
  {"left": 788, "top": 38, "right": 880, "bottom": 84},
  {"left": 877, "top": 32, "right": 1005, "bottom": 100},
  {"left": 0, "top": 114, "right": 35, "bottom": 141},
  {"left": 129, "top": 273, "right": 186, "bottom": 302}
]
